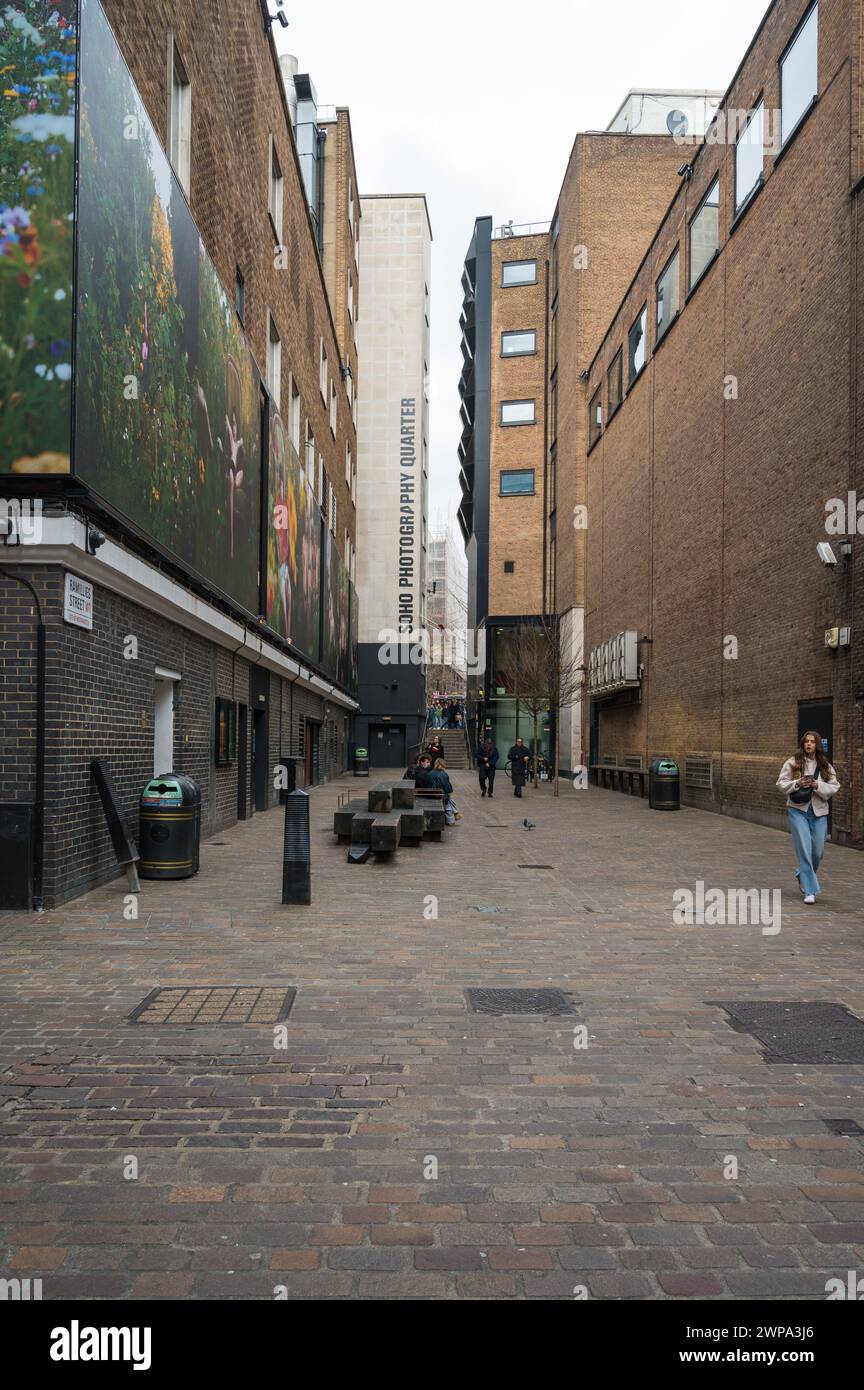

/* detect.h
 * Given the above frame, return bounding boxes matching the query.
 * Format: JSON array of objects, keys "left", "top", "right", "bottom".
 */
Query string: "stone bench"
[{"left": 334, "top": 779, "right": 447, "bottom": 857}]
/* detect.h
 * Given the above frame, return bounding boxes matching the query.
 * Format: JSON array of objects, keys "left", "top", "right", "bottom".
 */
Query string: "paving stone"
[{"left": 2, "top": 772, "right": 863, "bottom": 1301}]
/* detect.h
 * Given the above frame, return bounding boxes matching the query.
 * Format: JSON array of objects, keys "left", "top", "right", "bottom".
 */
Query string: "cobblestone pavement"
[{"left": 1, "top": 773, "right": 863, "bottom": 1300}]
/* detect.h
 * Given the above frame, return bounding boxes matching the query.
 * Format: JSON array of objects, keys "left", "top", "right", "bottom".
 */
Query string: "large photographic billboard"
[
  {"left": 0, "top": 0, "right": 76, "bottom": 473},
  {"left": 74, "top": 0, "right": 261, "bottom": 613},
  {"left": 266, "top": 410, "right": 321, "bottom": 665}
]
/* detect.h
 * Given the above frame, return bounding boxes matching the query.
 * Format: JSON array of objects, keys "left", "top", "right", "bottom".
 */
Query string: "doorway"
[
  {"left": 252, "top": 708, "right": 268, "bottom": 812},
  {"left": 369, "top": 722, "right": 406, "bottom": 768},
  {"left": 798, "top": 698, "right": 834, "bottom": 833},
  {"left": 237, "top": 704, "right": 249, "bottom": 820},
  {"left": 304, "top": 719, "right": 320, "bottom": 787},
  {"left": 154, "top": 669, "right": 180, "bottom": 775}
]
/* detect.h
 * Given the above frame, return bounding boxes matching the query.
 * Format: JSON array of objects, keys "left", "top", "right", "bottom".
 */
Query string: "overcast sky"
[{"left": 276, "top": 0, "right": 769, "bottom": 528}]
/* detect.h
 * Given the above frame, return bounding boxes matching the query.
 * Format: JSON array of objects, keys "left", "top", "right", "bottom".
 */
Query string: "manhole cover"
[
  {"left": 129, "top": 986, "right": 296, "bottom": 1025},
  {"left": 710, "top": 1001, "right": 864, "bottom": 1064},
  {"left": 824, "top": 1118, "right": 864, "bottom": 1136},
  {"left": 466, "top": 988, "right": 577, "bottom": 1017}
]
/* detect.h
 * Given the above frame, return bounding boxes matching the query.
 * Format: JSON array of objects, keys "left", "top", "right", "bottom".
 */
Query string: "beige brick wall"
[{"left": 489, "top": 233, "right": 549, "bottom": 616}]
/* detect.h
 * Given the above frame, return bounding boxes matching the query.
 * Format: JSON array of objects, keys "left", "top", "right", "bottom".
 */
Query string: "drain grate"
[
  {"left": 466, "top": 988, "right": 577, "bottom": 1017},
  {"left": 473, "top": 905, "right": 502, "bottom": 914},
  {"left": 129, "top": 986, "right": 296, "bottom": 1025},
  {"left": 823, "top": 1118, "right": 864, "bottom": 1136},
  {"left": 711, "top": 1001, "right": 864, "bottom": 1064},
  {"left": 517, "top": 864, "right": 554, "bottom": 870}
]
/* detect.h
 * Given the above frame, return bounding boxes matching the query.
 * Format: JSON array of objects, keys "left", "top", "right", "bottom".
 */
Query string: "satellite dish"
[{"left": 666, "top": 109, "right": 689, "bottom": 138}]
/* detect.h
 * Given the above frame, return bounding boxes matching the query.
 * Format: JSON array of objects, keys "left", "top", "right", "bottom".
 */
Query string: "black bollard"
[{"left": 281, "top": 789, "right": 311, "bottom": 905}]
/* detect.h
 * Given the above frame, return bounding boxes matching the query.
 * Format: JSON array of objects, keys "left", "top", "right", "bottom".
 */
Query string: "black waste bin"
[
  {"left": 649, "top": 757, "right": 680, "bottom": 810},
  {"left": 275, "top": 755, "right": 297, "bottom": 804},
  {"left": 139, "top": 775, "right": 201, "bottom": 879},
  {"left": 354, "top": 745, "right": 369, "bottom": 778}
]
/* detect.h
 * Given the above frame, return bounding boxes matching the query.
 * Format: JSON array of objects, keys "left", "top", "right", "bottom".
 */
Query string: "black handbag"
[{"left": 789, "top": 782, "right": 813, "bottom": 805}]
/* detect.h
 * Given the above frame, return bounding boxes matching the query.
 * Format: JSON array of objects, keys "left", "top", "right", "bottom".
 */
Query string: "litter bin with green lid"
[
  {"left": 354, "top": 746, "right": 369, "bottom": 778},
  {"left": 649, "top": 757, "right": 680, "bottom": 811},
  {"left": 139, "top": 775, "right": 201, "bottom": 879}
]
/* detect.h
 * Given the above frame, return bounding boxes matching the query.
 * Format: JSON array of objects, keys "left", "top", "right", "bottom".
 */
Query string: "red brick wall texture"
[{"left": 578, "top": 0, "right": 864, "bottom": 844}]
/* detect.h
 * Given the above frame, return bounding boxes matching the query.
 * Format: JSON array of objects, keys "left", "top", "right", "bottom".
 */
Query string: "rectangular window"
[
  {"left": 588, "top": 386, "right": 602, "bottom": 447},
  {"left": 235, "top": 266, "right": 244, "bottom": 324},
  {"left": 500, "top": 399, "right": 535, "bottom": 426},
  {"left": 628, "top": 305, "right": 647, "bottom": 385},
  {"left": 319, "top": 339, "right": 328, "bottom": 402},
  {"left": 500, "top": 470, "right": 535, "bottom": 495},
  {"left": 266, "top": 312, "right": 281, "bottom": 409},
  {"left": 550, "top": 309, "right": 558, "bottom": 372},
  {"left": 345, "top": 442, "right": 351, "bottom": 486},
  {"left": 501, "top": 259, "right": 537, "bottom": 287},
  {"left": 289, "top": 376, "right": 300, "bottom": 454},
  {"left": 689, "top": 177, "right": 720, "bottom": 288},
  {"left": 504, "top": 560, "right": 515, "bottom": 573},
  {"left": 305, "top": 424, "right": 315, "bottom": 487},
  {"left": 329, "top": 484, "right": 337, "bottom": 536},
  {"left": 735, "top": 100, "right": 764, "bottom": 212},
  {"left": 501, "top": 329, "right": 537, "bottom": 356},
  {"left": 607, "top": 349, "right": 623, "bottom": 418},
  {"left": 268, "top": 135, "right": 283, "bottom": 242},
  {"left": 168, "top": 39, "right": 191, "bottom": 194},
  {"left": 781, "top": 3, "right": 818, "bottom": 145},
  {"left": 655, "top": 247, "right": 680, "bottom": 343},
  {"left": 330, "top": 380, "right": 337, "bottom": 435},
  {"left": 347, "top": 267, "right": 354, "bottom": 320},
  {"left": 550, "top": 378, "right": 558, "bottom": 445}
]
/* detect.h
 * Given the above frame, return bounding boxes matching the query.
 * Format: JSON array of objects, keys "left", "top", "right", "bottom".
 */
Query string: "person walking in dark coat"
[
  {"left": 477, "top": 739, "right": 499, "bottom": 798},
  {"left": 425, "top": 736, "right": 444, "bottom": 764},
  {"left": 508, "top": 738, "right": 530, "bottom": 797}
]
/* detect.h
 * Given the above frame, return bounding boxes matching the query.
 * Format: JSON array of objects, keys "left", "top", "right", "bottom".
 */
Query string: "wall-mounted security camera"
[
  {"left": 817, "top": 542, "right": 838, "bottom": 567},
  {"left": 86, "top": 526, "right": 106, "bottom": 555}
]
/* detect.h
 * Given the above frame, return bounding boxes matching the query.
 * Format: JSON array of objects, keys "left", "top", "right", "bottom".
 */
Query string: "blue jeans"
[{"left": 788, "top": 805, "right": 828, "bottom": 897}]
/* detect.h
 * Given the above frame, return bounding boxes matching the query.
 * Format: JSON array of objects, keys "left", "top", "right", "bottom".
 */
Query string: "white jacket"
[{"left": 776, "top": 756, "right": 839, "bottom": 817}]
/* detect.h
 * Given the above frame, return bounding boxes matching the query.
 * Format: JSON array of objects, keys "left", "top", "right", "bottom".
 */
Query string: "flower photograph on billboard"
[
  {"left": 267, "top": 408, "right": 321, "bottom": 664},
  {"left": 74, "top": 0, "right": 260, "bottom": 613},
  {"left": 0, "top": 0, "right": 76, "bottom": 474}
]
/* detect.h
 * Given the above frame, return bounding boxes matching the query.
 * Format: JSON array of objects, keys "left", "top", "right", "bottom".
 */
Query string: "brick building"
[
  {"left": 0, "top": 0, "right": 361, "bottom": 907},
  {"left": 460, "top": 99, "right": 715, "bottom": 760},
  {"left": 581, "top": 0, "right": 864, "bottom": 845}
]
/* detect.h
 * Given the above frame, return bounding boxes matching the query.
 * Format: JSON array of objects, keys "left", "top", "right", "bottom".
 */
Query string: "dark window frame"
[
  {"left": 778, "top": 0, "right": 819, "bottom": 154},
  {"left": 588, "top": 385, "right": 603, "bottom": 450},
  {"left": 687, "top": 176, "right": 721, "bottom": 293},
  {"left": 499, "top": 469, "right": 536, "bottom": 496},
  {"left": 606, "top": 348, "right": 623, "bottom": 422},
  {"left": 733, "top": 97, "right": 765, "bottom": 216},
  {"left": 655, "top": 245, "right": 681, "bottom": 346},
  {"left": 500, "top": 258, "right": 537, "bottom": 287},
  {"left": 627, "top": 303, "right": 648, "bottom": 388},
  {"left": 499, "top": 399, "right": 536, "bottom": 427},
  {"left": 504, "top": 560, "right": 516, "bottom": 573},
  {"left": 500, "top": 328, "right": 538, "bottom": 358}
]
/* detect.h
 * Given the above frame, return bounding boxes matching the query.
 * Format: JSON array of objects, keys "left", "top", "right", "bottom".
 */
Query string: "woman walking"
[
  {"left": 776, "top": 731, "right": 839, "bottom": 904},
  {"left": 477, "top": 738, "right": 499, "bottom": 798}
]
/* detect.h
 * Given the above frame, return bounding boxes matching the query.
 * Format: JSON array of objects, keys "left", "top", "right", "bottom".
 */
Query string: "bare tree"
[{"left": 498, "top": 617, "right": 585, "bottom": 796}]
